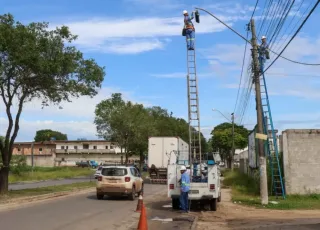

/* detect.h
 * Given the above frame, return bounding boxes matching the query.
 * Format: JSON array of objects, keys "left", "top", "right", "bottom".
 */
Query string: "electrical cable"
[
  {"left": 261, "top": 0, "right": 320, "bottom": 75},
  {"left": 233, "top": 30, "right": 249, "bottom": 113},
  {"left": 195, "top": 7, "right": 320, "bottom": 66}
]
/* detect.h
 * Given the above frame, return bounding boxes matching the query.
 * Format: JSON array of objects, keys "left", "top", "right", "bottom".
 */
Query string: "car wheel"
[
  {"left": 97, "top": 193, "right": 104, "bottom": 200},
  {"left": 129, "top": 187, "right": 136, "bottom": 201},
  {"left": 210, "top": 198, "right": 217, "bottom": 211},
  {"left": 138, "top": 184, "right": 144, "bottom": 197}
]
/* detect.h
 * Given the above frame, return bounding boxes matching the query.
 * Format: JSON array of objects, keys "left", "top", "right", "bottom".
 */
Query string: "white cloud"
[
  {"left": 0, "top": 87, "right": 148, "bottom": 120},
  {"left": 0, "top": 86, "right": 155, "bottom": 141},
  {"left": 0, "top": 117, "right": 98, "bottom": 142},
  {"left": 49, "top": 6, "right": 257, "bottom": 54}
]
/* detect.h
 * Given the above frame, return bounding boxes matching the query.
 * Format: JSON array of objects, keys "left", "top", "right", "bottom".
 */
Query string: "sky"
[{"left": 0, "top": 0, "right": 320, "bottom": 141}]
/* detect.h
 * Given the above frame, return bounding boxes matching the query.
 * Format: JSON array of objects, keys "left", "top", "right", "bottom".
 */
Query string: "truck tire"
[
  {"left": 97, "top": 193, "right": 104, "bottom": 200},
  {"left": 210, "top": 198, "right": 217, "bottom": 211},
  {"left": 172, "top": 198, "right": 180, "bottom": 210},
  {"left": 218, "top": 192, "right": 222, "bottom": 202}
]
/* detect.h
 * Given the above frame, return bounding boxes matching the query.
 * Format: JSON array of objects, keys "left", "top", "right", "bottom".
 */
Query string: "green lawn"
[
  {"left": 9, "top": 167, "right": 94, "bottom": 183},
  {"left": 223, "top": 169, "right": 320, "bottom": 210},
  {"left": 1, "top": 182, "right": 95, "bottom": 201}
]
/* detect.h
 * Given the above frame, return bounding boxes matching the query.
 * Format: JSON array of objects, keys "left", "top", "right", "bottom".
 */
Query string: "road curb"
[
  {"left": 9, "top": 176, "right": 93, "bottom": 185},
  {"left": 0, "top": 188, "right": 95, "bottom": 212},
  {"left": 191, "top": 216, "right": 198, "bottom": 230}
]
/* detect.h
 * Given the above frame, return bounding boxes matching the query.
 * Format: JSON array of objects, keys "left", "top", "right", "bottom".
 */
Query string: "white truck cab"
[{"left": 167, "top": 153, "right": 221, "bottom": 211}]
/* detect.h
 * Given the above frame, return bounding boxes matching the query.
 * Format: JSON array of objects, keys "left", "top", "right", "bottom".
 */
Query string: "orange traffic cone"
[
  {"left": 137, "top": 204, "right": 148, "bottom": 230},
  {"left": 135, "top": 194, "right": 143, "bottom": 212}
]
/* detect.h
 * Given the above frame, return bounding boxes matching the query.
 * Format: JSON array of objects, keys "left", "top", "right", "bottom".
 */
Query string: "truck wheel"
[
  {"left": 218, "top": 192, "right": 222, "bottom": 202},
  {"left": 97, "top": 193, "right": 104, "bottom": 200},
  {"left": 172, "top": 198, "right": 180, "bottom": 210},
  {"left": 129, "top": 187, "right": 136, "bottom": 201},
  {"left": 210, "top": 198, "right": 217, "bottom": 211}
]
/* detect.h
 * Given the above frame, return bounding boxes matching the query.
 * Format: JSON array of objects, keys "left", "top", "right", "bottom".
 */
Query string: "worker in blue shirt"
[
  {"left": 179, "top": 165, "right": 190, "bottom": 212},
  {"left": 258, "top": 35, "right": 270, "bottom": 72},
  {"left": 183, "top": 10, "right": 195, "bottom": 50}
]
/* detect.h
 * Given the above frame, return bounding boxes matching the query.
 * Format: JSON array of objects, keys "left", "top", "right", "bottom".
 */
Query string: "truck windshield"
[{"left": 101, "top": 168, "right": 127, "bottom": 176}]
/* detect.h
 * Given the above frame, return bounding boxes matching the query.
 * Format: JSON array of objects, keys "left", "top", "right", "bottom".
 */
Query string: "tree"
[
  {"left": 34, "top": 129, "right": 67, "bottom": 142},
  {"left": 95, "top": 94, "right": 156, "bottom": 167},
  {"left": 210, "top": 122, "right": 249, "bottom": 168},
  {"left": 0, "top": 14, "right": 105, "bottom": 194}
]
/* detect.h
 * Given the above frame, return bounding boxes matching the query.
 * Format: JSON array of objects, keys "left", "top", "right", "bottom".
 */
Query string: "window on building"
[
  {"left": 66, "top": 146, "right": 69, "bottom": 150},
  {"left": 83, "top": 144, "right": 89, "bottom": 149},
  {"left": 74, "top": 146, "right": 78, "bottom": 150},
  {"left": 17, "top": 148, "right": 21, "bottom": 151},
  {"left": 39, "top": 148, "right": 43, "bottom": 151},
  {"left": 61, "top": 146, "right": 65, "bottom": 149},
  {"left": 105, "top": 146, "right": 109, "bottom": 149},
  {"left": 93, "top": 146, "right": 97, "bottom": 149},
  {"left": 110, "top": 145, "right": 114, "bottom": 149}
]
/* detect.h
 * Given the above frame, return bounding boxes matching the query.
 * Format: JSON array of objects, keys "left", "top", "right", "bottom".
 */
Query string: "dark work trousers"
[{"left": 180, "top": 191, "right": 189, "bottom": 212}]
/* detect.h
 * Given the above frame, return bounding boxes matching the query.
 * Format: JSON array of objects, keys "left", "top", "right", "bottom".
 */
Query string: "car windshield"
[{"left": 101, "top": 168, "right": 127, "bottom": 176}]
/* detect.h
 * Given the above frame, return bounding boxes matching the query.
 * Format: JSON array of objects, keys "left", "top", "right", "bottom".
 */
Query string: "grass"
[
  {"left": 9, "top": 167, "right": 94, "bottom": 183},
  {"left": 1, "top": 181, "right": 95, "bottom": 200},
  {"left": 223, "top": 169, "right": 320, "bottom": 210}
]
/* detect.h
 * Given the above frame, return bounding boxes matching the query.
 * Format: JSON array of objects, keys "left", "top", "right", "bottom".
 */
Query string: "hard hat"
[
  {"left": 261, "top": 36, "right": 266, "bottom": 39},
  {"left": 183, "top": 10, "right": 188, "bottom": 15},
  {"left": 180, "top": 165, "right": 186, "bottom": 171}
]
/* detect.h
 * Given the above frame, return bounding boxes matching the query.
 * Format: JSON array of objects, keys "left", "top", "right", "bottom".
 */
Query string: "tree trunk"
[
  {"left": 139, "top": 150, "right": 143, "bottom": 172},
  {"left": 0, "top": 166, "right": 9, "bottom": 195}
]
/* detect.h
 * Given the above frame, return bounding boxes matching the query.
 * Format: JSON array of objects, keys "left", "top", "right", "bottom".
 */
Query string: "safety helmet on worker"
[
  {"left": 183, "top": 10, "right": 188, "bottom": 15},
  {"left": 261, "top": 35, "right": 266, "bottom": 39},
  {"left": 180, "top": 165, "right": 187, "bottom": 171}
]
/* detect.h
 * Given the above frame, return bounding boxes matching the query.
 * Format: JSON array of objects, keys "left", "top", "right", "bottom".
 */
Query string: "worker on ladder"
[
  {"left": 183, "top": 10, "right": 196, "bottom": 50},
  {"left": 258, "top": 35, "right": 270, "bottom": 72}
]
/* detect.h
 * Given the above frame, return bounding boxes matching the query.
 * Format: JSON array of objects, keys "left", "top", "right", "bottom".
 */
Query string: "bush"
[
  {"left": 0, "top": 155, "right": 29, "bottom": 175},
  {"left": 223, "top": 169, "right": 260, "bottom": 195}
]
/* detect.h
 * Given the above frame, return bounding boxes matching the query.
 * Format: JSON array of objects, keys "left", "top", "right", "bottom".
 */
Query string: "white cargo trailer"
[{"left": 148, "top": 137, "right": 189, "bottom": 183}]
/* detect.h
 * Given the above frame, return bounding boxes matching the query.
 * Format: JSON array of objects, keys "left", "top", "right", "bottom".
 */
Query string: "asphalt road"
[
  {"left": 8, "top": 176, "right": 93, "bottom": 191},
  {"left": 1, "top": 184, "right": 166, "bottom": 230}
]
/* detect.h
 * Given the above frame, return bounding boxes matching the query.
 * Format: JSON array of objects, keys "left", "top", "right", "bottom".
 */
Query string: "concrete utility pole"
[
  {"left": 231, "top": 113, "right": 235, "bottom": 171},
  {"left": 250, "top": 19, "right": 268, "bottom": 205}
]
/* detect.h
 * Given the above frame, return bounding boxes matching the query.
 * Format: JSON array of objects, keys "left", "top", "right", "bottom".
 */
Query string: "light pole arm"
[{"left": 212, "top": 109, "right": 232, "bottom": 123}]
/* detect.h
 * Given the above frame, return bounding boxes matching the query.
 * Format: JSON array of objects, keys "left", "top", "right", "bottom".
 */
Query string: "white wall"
[{"left": 55, "top": 141, "right": 123, "bottom": 153}]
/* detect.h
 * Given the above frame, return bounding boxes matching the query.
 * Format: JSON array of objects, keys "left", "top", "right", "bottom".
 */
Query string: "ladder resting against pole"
[{"left": 259, "top": 58, "right": 285, "bottom": 199}]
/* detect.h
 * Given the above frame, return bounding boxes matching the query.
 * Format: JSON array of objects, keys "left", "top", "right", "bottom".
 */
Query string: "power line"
[
  {"left": 195, "top": 7, "right": 320, "bottom": 67},
  {"left": 233, "top": 30, "right": 249, "bottom": 113},
  {"left": 251, "top": 0, "right": 260, "bottom": 19},
  {"left": 262, "top": 1, "right": 320, "bottom": 74}
]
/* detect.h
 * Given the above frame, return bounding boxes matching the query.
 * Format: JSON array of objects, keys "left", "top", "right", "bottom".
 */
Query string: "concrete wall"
[
  {"left": 55, "top": 153, "right": 139, "bottom": 165},
  {"left": 13, "top": 143, "right": 55, "bottom": 155},
  {"left": 282, "top": 129, "right": 320, "bottom": 195},
  {"left": 26, "top": 154, "right": 56, "bottom": 167}
]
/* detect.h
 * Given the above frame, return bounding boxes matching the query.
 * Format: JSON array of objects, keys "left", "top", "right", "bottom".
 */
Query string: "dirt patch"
[{"left": 193, "top": 189, "right": 320, "bottom": 230}]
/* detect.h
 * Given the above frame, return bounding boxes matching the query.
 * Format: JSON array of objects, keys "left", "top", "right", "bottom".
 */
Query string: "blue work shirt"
[
  {"left": 258, "top": 42, "right": 269, "bottom": 59},
  {"left": 180, "top": 172, "right": 190, "bottom": 193}
]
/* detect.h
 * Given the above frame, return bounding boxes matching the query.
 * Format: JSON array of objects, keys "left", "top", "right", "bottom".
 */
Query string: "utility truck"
[
  {"left": 148, "top": 137, "right": 189, "bottom": 183},
  {"left": 167, "top": 152, "right": 222, "bottom": 211}
]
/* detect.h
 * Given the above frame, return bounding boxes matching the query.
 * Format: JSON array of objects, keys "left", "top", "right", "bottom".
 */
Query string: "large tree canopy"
[
  {"left": 0, "top": 14, "right": 105, "bottom": 193},
  {"left": 34, "top": 129, "right": 68, "bottom": 142},
  {"left": 210, "top": 122, "right": 249, "bottom": 167},
  {"left": 94, "top": 93, "right": 208, "bottom": 167}
]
